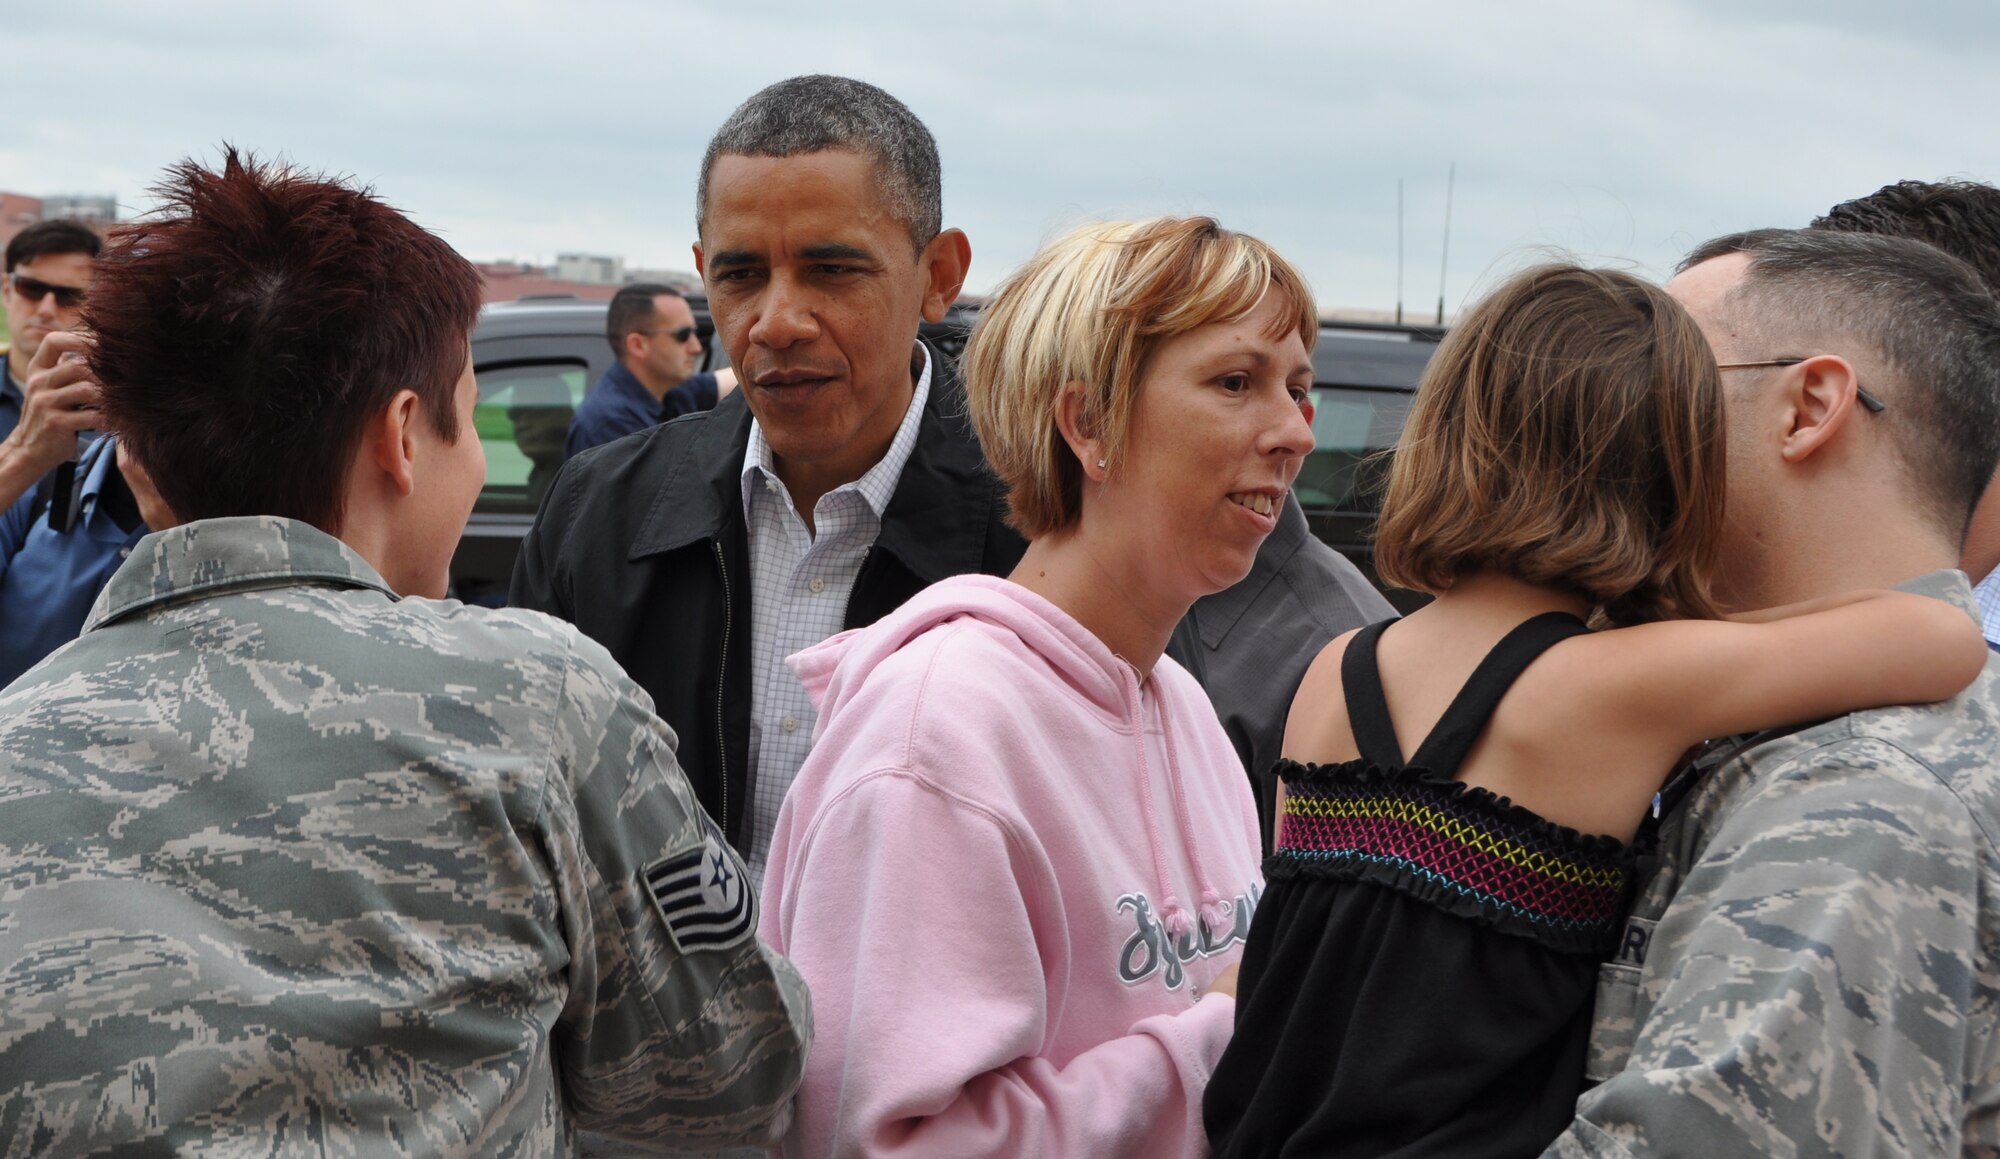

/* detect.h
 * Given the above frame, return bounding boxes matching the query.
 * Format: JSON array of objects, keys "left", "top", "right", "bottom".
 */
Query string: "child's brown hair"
[{"left": 1374, "top": 264, "right": 1726, "bottom": 625}]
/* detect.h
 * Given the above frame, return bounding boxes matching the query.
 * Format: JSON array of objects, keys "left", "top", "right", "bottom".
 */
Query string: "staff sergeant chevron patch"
[{"left": 643, "top": 821, "right": 755, "bottom": 953}]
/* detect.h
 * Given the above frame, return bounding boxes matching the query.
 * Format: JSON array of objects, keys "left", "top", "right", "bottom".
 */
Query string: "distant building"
[
  {"left": 0, "top": 191, "right": 120, "bottom": 249},
  {"left": 41, "top": 195, "right": 118, "bottom": 227},
  {"left": 554, "top": 253, "right": 623, "bottom": 286},
  {"left": 0, "top": 194, "right": 40, "bottom": 249},
  {"left": 475, "top": 261, "right": 620, "bottom": 304},
  {"left": 624, "top": 268, "right": 702, "bottom": 294}
]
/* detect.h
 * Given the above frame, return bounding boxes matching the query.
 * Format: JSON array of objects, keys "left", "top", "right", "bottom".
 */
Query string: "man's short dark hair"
[
  {"left": 607, "top": 283, "right": 682, "bottom": 358},
  {"left": 5, "top": 219, "right": 101, "bottom": 272},
  {"left": 85, "top": 148, "right": 483, "bottom": 531},
  {"left": 1680, "top": 227, "right": 2000, "bottom": 539},
  {"left": 1812, "top": 180, "right": 2000, "bottom": 297},
  {"left": 696, "top": 74, "right": 942, "bottom": 252}
]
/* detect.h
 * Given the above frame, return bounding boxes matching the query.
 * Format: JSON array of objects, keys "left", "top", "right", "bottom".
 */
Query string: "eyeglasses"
[
  {"left": 1716, "top": 357, "right": 1887, "bottom": 414},
  {"left": 7, "top": 273, "right": 88, "bottom": 309},
  {"left": 636, "top": 326, "right": 700, "bottom": 344}
]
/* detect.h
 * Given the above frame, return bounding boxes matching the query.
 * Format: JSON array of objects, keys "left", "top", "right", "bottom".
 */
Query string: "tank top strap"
[
  {"left": 1338, "top": 617, "right": 1407, "bottom": 767},
  {"left": 1408, "top": 611, "right": 1592, "bottom": 775}
]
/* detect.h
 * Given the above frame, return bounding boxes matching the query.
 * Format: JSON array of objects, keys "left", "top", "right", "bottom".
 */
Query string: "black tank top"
[{"left": 1205, "top": 612, "right": 1637, "bottom": 1159}]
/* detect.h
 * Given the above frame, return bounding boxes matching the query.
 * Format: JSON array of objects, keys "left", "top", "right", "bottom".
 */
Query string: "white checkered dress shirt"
[
  {"left": 1976, "top": 569, "right": 2000, "bottom": 650},
  {"left": 739, "top": 346, "right": 932, "bottom": 883}
]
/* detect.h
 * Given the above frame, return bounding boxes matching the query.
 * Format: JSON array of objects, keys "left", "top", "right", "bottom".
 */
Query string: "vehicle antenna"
[
  {"left": 1396, "top": 178, "right": 1405, "bottom": 325},
  {"left": 1436, "top": 161, "right": 1455, "bottom": 326}
]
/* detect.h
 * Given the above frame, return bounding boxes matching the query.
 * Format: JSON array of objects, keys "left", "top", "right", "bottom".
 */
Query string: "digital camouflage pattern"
[
  {"left": 1547, "top": 570, "right": 2000, "bottom": 1158},
  {"left": 0, "top": 517, "right": 811, "bottom": 1157}
]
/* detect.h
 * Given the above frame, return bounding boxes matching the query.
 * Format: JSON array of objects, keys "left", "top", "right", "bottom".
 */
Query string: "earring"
[{"left": 1096, "top": 459, "right": 1106, "bottom": 469}]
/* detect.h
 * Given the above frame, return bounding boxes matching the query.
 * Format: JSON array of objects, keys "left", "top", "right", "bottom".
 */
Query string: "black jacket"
[{"left": 511, "top": 343, "right": 1027, "bottom": 849}]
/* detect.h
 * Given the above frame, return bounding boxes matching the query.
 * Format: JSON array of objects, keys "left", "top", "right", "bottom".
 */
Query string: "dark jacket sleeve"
[{"left": 510, "top": 457, "right": 577, "bottom": 620}]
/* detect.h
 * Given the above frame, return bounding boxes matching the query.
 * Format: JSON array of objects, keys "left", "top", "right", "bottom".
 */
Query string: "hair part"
[
  {"left": 1375, "top": 264, "right": 1727, "bottom": 626},
  {"left": 85, "top": 147, "right": 484, "bottom": 531},
  {"left": 1683, "top": 227, "right": 2000, "bottom": 540},
  {"left": 962, "top": 216, "right": 1318, "bottom": 539},
  {"left": 697, "top": 74, "right": 942, "bottom": 252},
  {"left": 6, "top": 218, "right": 101, "bottom": 272},
  {"left": 606, "top": 282, "right": 684, "bottom": 357}
]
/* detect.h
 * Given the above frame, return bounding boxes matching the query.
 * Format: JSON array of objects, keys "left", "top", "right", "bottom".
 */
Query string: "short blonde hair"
[
  {"left": 1374, "top": 264, "right": 1727, "bottom": 625},
  {"left": 962, "top": 216, "right": 1317, "bottom": 538}
]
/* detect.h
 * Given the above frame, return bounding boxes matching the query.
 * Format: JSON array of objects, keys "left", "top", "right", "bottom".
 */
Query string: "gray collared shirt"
[
  {"left": 1547, "top": 569, "right": 2000, "bottom": 1157},
  {"left": 0, "top": 516, "right": 810, "bottom": 1154}
]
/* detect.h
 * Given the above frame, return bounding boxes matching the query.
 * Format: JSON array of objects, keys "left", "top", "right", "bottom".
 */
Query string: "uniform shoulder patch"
[{"left": 642, "top": 817, "right": 754, "bottom": 954}]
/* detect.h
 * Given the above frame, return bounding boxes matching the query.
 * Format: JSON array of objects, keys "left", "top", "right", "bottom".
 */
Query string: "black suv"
[
  {"left": 450, "top": 298, "right": 1440, "bottom": 605},
  {"left": 1296, "top": 321, "right": 1444, "bottom": 612}
]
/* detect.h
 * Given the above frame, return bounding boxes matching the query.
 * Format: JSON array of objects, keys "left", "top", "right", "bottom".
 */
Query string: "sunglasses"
[
  {"left": 1716, "top": 357, "right": 1887, "bottom": 414},
  {"left": 637, "top": 325, "right": 700, "bottom": 344},
  {"left": 8, "top": 272, "right": 88, "bottom": 309}
]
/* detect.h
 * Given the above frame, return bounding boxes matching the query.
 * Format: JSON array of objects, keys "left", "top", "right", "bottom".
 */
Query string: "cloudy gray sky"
[{"left": 8, "top": 0, "right": 1999, "bottom": 312}]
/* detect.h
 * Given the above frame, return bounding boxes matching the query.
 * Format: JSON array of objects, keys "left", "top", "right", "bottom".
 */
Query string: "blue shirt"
[
  {"left": 0, "top": 362, "right": 22, "bottom": 446},
  {"left": 0, "top": 436, "right": 149, "bottom": 688},
  {"left": 564, "top": 362, "right": 719, "bottom": 460}
]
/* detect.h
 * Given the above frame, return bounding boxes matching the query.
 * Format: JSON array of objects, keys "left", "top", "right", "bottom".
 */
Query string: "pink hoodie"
[{"left": 760, "top": 574, "right": 1264, "bottom": 1159}]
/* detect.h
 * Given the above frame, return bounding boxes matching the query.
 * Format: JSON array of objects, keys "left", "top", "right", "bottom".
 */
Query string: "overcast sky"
[{"left": 8, "top": 0, "right": 1999, "bottom": 312}]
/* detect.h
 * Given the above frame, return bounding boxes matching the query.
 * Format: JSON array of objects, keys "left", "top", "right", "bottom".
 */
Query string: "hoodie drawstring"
[
  {"left": 1119, "top": 663, "right": 1230, "bottom": 940},
  {"left": 1159, "top": 715, "right": 1232, "bottom": 935}
]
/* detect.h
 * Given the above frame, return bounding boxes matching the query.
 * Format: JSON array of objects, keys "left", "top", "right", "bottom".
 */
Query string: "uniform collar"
[
  {"left": 84, "top": 516, "right": 396, "bottom": 631},
  {"left": 1894, "top": 567, "right": 1977, "bottom": 617}
]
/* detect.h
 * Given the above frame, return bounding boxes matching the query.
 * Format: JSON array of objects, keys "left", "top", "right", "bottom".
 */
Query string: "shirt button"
[
  {"left": 782, "top": 715, "right": 799, "bottom": 733},
  {"left": 808, "top": 577, "right": 826, "bottom": 594}
]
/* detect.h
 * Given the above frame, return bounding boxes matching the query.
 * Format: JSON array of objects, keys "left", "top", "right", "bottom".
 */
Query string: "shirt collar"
[
  {"left": 72, "top": 435, "right": 120, "bottom": 521},
  {"left": 1, "top": 362, "right": 21, "bottom": 407},
  {"left": 84, "top": 516, "right": 397, "bottom": 631},
  {"left": 741, "top": 342, "right": 933, "bottom": 522}
]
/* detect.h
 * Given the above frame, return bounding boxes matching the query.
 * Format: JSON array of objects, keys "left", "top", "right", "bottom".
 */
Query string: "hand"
[
  {"left": 1202, "top": 963, "right": 1241, "bottom": 1000},
  {"left": 115, "top": 442, "right": 176, "bottom": 531},
  {"left": 4, "top": 331, "right": 102, "bottom": 480}
]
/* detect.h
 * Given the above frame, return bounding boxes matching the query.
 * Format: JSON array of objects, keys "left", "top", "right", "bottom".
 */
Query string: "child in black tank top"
[{"left": 1204, "top": 265, "right": 1986, "bottom": 1158}]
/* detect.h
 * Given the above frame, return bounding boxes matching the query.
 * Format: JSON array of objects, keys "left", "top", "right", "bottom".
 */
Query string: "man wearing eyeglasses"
[
  {"left": 1547, "top": 228, "right": 2000, "bottom": 1156},
  {"left": 563, "top": 283, "right": 738, "bottom": 460}
]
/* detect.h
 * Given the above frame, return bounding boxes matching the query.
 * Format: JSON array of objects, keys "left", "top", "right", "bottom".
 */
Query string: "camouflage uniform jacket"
[
  {"left": 1547, "top": 570, "right": 2000, "bottom": 1157},
  {"left": 0, "top": 517, "right": 811, "bottom": 1157}
]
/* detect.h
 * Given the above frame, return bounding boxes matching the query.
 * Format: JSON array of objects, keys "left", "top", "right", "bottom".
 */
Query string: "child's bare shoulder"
[{"left": 1283, "top": 628, "right": 1365, "bottom": 765}]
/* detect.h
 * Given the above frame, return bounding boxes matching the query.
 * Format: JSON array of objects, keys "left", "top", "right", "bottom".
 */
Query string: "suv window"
[
  {"left": 1295, "top": 386, "right": 1416, "bottom": 510},
  {"left": 475, "top": 359, "right": 588, "bottom": 512}
]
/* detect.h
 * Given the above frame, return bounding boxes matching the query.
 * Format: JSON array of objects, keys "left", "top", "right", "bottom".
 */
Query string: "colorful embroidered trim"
[{"left": 1277, "top": 772, "right": 1629, "bottom": 932}]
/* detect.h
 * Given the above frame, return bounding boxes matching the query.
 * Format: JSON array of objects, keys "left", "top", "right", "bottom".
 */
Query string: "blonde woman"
[{"left": 758, "top": 218, "right": 1316, "bottom": 1157}]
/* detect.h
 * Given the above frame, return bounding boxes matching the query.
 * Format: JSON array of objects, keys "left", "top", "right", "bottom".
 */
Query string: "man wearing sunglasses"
[
  {"left": 563, "top": 282, "right": 737, "bottom": 459},
  {"left": 0, "top": 220, "right": 102, "bottom": 507}
]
